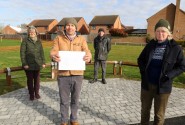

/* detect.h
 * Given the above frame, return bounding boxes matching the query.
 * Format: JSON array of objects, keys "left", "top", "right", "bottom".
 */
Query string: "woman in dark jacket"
[
  {"left": 138, "top": 19, "right": 185, "bottom": 125},
  {"left": 20, "top": 26, "right": 45, "bottom": 101}
]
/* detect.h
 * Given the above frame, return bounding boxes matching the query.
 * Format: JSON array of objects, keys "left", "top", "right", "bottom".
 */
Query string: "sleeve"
[
  {"left": 93, "top": 38, "right": 96, "bottom": 50},
  {"left": 137, "top": 44, "right": 149, "bottom": 74},
  {"left": 167, "top": 47, "right": 185, "bottom": 79},
  {"left": 107, "top": 37, "right": 111, "bottom": 53},
  {"left": 20, "top": 39, "right": 27, "bottom": 66},
  {"left": 81, "top": 36, "right": 92, "bottom": 61},
  {"left": 40, "top": 41, "right": 46, "bottom": 64}
]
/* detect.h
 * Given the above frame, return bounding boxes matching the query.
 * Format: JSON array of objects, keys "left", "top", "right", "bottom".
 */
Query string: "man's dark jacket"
[
  {"left": 138, "top": 39, "right": 185, "bottom": 94},
  {"left": 94, "top": 36, "right": 111, "bottom": 60}
]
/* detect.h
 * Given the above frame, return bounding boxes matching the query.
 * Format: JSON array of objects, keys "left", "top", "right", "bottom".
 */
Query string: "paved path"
[{"left": 0, "top": 78, "right": 185, "bottom": 125}]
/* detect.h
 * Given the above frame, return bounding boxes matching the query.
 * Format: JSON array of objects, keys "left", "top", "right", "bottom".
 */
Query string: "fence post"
[
  {"left": 51, "top": 61, "right": 58, "bottom": 79},
  {"left": 51, "top": 62, "right": 55, "bottom": 79},
  {"left": 119, "top": 61, "right": 123, "bottom": 75},
  {"left": 113, "top": 61, "right": 117, "bottom": 75},
  {"left": 6, "top": 67, "right": 12, "bottom": 86}
]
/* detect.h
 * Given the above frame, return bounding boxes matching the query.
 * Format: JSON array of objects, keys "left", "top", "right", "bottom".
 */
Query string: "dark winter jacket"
[
  {"left": 138, "top": 39, "right": 185, "bottom": 94},
  {"left": 94, "top": 36, "right": 111, "bottom": 60},
  {"left": 20, "top": 37, "right": 45, "bottom": 70}
]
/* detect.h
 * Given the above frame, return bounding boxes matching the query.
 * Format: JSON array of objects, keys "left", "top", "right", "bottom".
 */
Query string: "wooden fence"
[{"left": 0, "top": 61, "right": 138, "bottom": 86}]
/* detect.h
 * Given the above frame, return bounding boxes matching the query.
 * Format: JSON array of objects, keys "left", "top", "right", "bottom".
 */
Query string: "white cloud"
[{"left": 0, "top": 0, "right": 184, "bottom": 28}]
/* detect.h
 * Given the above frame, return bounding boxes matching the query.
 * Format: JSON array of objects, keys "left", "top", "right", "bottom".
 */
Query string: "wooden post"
[
  {"left": 51, "top": 62, "right": 55, "bottom": 79},
  {"left": 54, "top": 62, "right": 58, "bottom": 78},
  {"left": 113, "top": 61, "right": 117, "bottom": 75},
  {"left": 119, "top": 61, "right": 123, "bottom": 75},
  {"left": 6, "top": 67, "right": 12, "bottom": 86},
  {"left": 51, "top": 62, "right": 58, "bottom": 79}
]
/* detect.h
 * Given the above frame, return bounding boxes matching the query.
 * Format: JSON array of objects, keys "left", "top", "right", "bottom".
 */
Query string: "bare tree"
[{"left": 0, "top": 23, "right": 5, "bottom": 34}]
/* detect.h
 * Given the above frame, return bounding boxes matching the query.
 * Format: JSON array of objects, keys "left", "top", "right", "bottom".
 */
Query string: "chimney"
[
  {"left": 173, "top": 0, "right": 180, "bottom": 39},
  {"left": 176, "top": 0, "right": 180, "bottom": 10}
]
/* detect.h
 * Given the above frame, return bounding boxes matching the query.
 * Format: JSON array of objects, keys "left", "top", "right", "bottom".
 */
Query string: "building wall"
[
  {"left": 36, "top": 20, "right": 58, "bottom": 34},
  {"left": 113, "top": 17, "right": 122, "bottom": 29},
  {"left": 111, "top": 36, "right": 146, "bottom": 44},
  {"left": 87, "top": 34, "right": 146, "bottom": 43},
  {"left": 173, "top": 11, "right": 185, "bottom": 40},
  {"left": 89, "top": 25, "right": 110, "bottom": 34},
  {"left": 2, "top": 26, "right": 17, "bottom": 34},
  {"left": 48, "top": 20, "right": 58, "bottom": 33},
  {"left": 77, "top": 18, "right": 89, "bottom": 34},
  {"left": 147, "top": 4, "right": 176, "bottom": 39},
  {"left": 89, "top": 17, "right": 122, "bottom": 34},
  {"left": 37, "top": 27, "right": 47, "bottom": 34}
]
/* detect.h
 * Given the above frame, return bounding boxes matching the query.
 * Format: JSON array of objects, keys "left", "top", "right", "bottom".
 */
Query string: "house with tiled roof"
[
  {"left": 28, "top": 19, "right": 58, "bottom": 40},
  {"left": 89, "top": 15, "right": 122, "bottom": 34},
  {"left": 147, "top": 0, "right": 185, "bottom": 40},
  {"left": 2, "top": 25, "right": 23, "bottom": 34},
  {"left": 28, "top": 19, "right": 58, "bottom": 34},
  {"left": 57, "top": 17, "right": 89, "bottom": 35}
]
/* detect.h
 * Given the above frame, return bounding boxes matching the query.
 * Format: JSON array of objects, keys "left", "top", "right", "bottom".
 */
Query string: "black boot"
[
  {"left": 30, "top": 95, "right": 34, "bottom": 101},
  {"left": 35, "top": 90, "right": 41, "bottom": 99},
  {"left": 35, "top": 94, "right": 41, "bottom": 99},
  {"left": 89, "top": 79, "right": 97, "bottom": 83},
  {"left": 102, "top": 79, "right": 107, "bottom": 84}
]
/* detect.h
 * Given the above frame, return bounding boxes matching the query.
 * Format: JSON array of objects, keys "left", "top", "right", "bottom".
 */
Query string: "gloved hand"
[{"left": 161, "top": 74, "right": 169, "bottom": 82}]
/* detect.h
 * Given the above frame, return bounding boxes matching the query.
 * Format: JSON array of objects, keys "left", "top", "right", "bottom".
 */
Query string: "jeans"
[
  {"left": 94, "top": 60, "right": 106, "bottom": 79},
  {"left": 141, "top": 84, "right": 170, "bottom": 125},
  {"left": 25, "top": 70, "right": 40, "bottom": 97},
  {"left": 58, "top": 75, "right": 83, "bottom": 123}
]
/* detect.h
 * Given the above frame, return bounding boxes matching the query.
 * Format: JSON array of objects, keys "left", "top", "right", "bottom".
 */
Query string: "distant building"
[
  {"left": 89, "top": 15, "right": 123, "bottom": 34},
  {"left": 28, "top": 19, "right": 58, "bottom": 34},
  {"left": 126, "top": 29, "right": 147, "bottom": 36},
  {"left": 2, "top": 25, "right": 23, "bottom": 34},
  {"left": 57, "top": 17, "right": 89, "bottom": 35},
  {"left": 28, "top": 19, "right": 58, "bottom": 40},
  {"left": 124, "top": 25, "right": 134, "bottom": 30},
  {"left": 147, "top": 0, "right": 185, "bottom": 40}
]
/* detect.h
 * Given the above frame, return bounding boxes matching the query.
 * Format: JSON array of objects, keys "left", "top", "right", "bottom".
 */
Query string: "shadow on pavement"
[
  {"left": 164, "top": 116, "right": 185, "bottom": 125},
  {"left": 130, "top": 116, "right": 185, "bottom": 125}
]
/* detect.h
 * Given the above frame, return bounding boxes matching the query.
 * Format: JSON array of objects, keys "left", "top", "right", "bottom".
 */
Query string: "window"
[
  {"left": 45, "top": 27, "right": 47, "bottom": 30},
  {"left": 91, "top": 26, "right": 96, "bottom": 30},
  {"left": 107, "top": 25, "right": 111, "bottom": 29},
  {"left": 58, "top": 26, "right": 62, "bottom": 30}
]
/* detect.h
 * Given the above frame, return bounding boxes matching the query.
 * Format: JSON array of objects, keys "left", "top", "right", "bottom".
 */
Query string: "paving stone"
[
  {"left": 0, "top": 78, "right": 185, "bottom": 125},
  {"left": 0, "top": 115, "right": 11, "bottom": 119}
]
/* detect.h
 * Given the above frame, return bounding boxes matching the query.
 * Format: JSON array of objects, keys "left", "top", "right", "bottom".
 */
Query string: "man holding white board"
[{"left": 50, "top": 18, "right": 92, "bottom": 125}]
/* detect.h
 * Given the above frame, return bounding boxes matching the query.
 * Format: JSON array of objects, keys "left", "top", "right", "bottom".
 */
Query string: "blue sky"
[{"left": 0, "top": 0, "right": 185, "bottom": 28}]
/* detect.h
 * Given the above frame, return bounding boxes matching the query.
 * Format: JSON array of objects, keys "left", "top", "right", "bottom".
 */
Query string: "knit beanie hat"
[
  {"left": 98, "top": 28, "right": 105, "bottom": 33},
  {"left": 64, "top": 18, "right": 78, "bottom": 29},
  {"left": 155, "top": 19, "right": 171, "bottom": 31}
]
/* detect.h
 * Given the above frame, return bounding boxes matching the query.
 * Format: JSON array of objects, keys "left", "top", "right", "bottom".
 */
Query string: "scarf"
[
  {"left": 30, "top": 37, "right": 37, "bottom": 43},
  {"left": 66, "top": 32, "right": 77, "bottom": 42}
]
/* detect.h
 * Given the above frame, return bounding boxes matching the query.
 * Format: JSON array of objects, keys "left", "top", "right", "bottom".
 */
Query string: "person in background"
[
  {"left": 138, "top": 19, "right": 185, "bottom": 125},
  {"left": 89, "top": 28, "right": 111, "bottom": 84},
  {"left": 50, "top": 18, "right": 92, "bottom": 125},
  {"left": 20, "top": 26, "right": 46, "bottom": 101}
]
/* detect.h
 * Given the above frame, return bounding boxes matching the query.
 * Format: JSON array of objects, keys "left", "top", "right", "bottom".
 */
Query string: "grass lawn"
[{"left": 0, "top": 39, "right": 184, "bottom": 95}]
